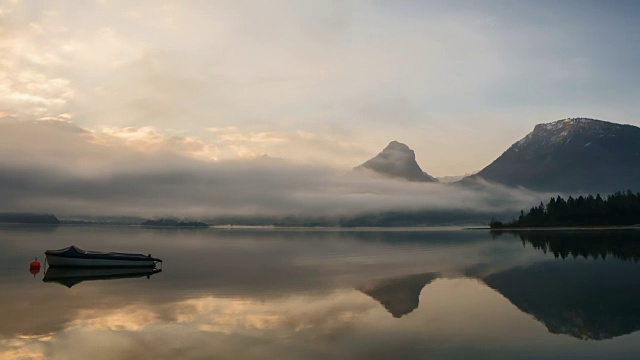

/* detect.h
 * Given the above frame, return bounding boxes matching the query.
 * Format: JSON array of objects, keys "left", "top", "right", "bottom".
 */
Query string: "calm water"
[{"left": 3, "top": 225, "right": 640, "bottom": 359}]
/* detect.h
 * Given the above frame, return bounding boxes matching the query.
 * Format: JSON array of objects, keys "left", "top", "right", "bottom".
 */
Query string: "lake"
[{"left": 3, "top": 225, "right": 640, "bottom": 359}]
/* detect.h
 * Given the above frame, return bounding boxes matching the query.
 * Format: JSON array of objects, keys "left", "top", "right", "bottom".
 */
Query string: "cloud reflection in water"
[{"left": 2, "top": 227, "right": 640, "bottom": 359}]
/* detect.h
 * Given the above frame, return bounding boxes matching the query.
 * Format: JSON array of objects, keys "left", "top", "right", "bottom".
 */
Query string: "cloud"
[
  {"left": 95, "top": 126, "right": 219, "bottom": 160},
  {"left": 203, "top": 126, "right": 369, "bottom": 164},
  {"left": 0, "top": 119, "right": 550, "bottom": 219},
  {"left": 0, "top": 0, "right": 517, "bottom": 174}
]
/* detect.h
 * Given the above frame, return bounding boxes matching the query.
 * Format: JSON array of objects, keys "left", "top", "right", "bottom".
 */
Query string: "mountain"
[
  {"left": 354, "top": 141, "right": 437, "bottom": 182},
  {"left": 465, "top": 118, "right": 640, "bottom": 192}
]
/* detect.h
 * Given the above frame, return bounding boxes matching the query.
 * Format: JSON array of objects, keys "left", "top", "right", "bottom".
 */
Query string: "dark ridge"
[{"left": 0, "top": 213, "right": 60, "bottom": 224}]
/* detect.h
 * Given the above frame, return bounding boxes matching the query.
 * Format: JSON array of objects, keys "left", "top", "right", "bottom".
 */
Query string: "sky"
[
  {"left": 0, "top": 0, "right": 638, "bottom": 218},
  {"left": 2, "top": 0, "right": 640, "bottom": 176}
]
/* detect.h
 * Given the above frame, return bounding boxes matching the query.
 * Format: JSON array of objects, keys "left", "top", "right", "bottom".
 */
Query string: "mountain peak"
[
  {"left": 384, "top": 140, "right": 412, "bottom": 152},
  {"left": 515, "top": 118, "right": 624, "bottom": 150},
  {"left": 533, "top": 117, "right": 620, "bottom": 131},
  {"left": 354, "top": 141, "right": 437, "bottom": 182}
]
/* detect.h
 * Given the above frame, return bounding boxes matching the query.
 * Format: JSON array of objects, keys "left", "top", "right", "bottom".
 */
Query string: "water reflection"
[
  {"left": 492, "top": 229, "right": 640, "bottom": 261},
  {"left": 2, "top": 226, "right": 640, "bottom": 359},
  {"left": 29, "top": 266, "right": 40, "bottom": 278},
  {"left": 484, "top": 260, "right": 640, "bottom": 340},
  {"left": 43, "top": 267, "right": 162, "bottom": 288},
  {"left": 482, "top": 230, "right": 640, "bottom": 340},
  {"left": 359, "top": 273, "right": 438, "bottom": 318}
]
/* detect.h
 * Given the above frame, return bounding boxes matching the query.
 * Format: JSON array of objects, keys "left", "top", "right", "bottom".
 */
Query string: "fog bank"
[{"left": 0, "top": 119, "right": 551, "bottom": 219}]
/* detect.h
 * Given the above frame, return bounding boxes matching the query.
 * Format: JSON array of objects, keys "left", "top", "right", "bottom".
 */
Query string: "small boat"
[
  {"left": 43, "top": 267, "right": 162, "bottom": 288},
  {"left": 45, "top": 245, "right": 162, "bottom": 268}
]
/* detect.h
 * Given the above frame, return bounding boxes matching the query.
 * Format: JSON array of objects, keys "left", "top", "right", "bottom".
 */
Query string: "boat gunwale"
[
  {"left": 46, "top": 263, "right": 159, "bottom": 268},
  {"left": 44, "top": 251, "right": 161, "bottom": 263}
]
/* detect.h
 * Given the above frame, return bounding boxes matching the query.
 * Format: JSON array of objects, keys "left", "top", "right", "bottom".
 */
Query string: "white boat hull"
[{"left": 46, "top": 255, "right": 157, "bottom": 267}]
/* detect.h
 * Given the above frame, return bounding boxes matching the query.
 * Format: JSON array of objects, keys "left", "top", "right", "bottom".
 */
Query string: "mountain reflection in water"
[
  {"left": 359, "top": 272, "right": 438, "bottom": 318},
  {"left": 2, "top": 226, "right": 640, "bottom": 359},
  {"left": 483, "top": 230, "right": 640, "bottom": 340}
]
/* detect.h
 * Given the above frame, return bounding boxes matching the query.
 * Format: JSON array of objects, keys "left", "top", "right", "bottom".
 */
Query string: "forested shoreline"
[{"left": 490, "top": 191, "right": 640, "bottom": 228}]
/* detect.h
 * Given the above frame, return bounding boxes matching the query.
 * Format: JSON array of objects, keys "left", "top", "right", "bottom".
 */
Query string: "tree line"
[{"left": 490, "top": 190, "right": 640, "bottom": 228}]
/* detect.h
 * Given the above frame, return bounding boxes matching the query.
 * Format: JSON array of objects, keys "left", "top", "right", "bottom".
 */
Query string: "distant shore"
[{"left": 466, "top": 225, "right": 640, "bottom": 231}]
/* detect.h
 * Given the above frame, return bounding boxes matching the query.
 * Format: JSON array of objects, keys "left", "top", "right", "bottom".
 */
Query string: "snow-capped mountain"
[
  {"left": 465, "top": 118, "right": 640, "bottom": 192},
  {"left": 354, "top": 141, "right": 438, "bottom": 182}
]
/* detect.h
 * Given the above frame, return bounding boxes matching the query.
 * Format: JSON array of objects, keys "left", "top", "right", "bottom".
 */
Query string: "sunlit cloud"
[
  {"left": 17, "top": 334, "right": 53, "bottom": 342},
  {"left": 218, "top": 132, "right": 289, "bottom": 144},
  {"left": 93, "top": 126, "right": 220, "bottom": 161}
]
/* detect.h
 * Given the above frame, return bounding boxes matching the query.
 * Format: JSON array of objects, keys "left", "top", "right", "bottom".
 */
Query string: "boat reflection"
[{"left": 43, "top": 267, "right": 163, "bottom": 288}]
